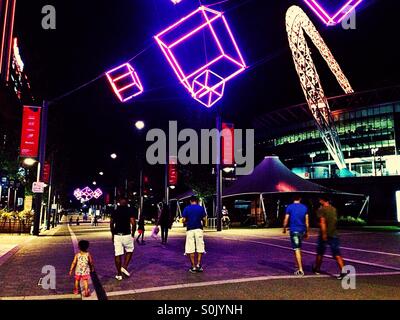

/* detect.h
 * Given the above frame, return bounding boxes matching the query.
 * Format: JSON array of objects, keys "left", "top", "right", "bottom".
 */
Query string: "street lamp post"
[
  {"left": 135, "top": 121, "right": 145, "bottom": 219},
  {"left": 371, "top": 148, "right": 379, "bottom": 177},
  {"left": 33, "top": 101, "right": 48, "bottom": 236},
  {"left": 309, "top": 152, "right": 316, "bottom": 179},
  {"left": 46, "top": 153, "right": 55, "bottom": 230},
  {"left": 216, "top": 111, "right": 222, "bottom": 232}
]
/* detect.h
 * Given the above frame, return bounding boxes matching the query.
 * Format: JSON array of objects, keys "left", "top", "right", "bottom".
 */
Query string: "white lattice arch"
[{"left": 286, "top": 5, "right": 354, "bottom": 170}]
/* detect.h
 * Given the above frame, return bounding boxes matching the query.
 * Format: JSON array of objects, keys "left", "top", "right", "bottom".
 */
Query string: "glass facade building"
[{"left": 254, "top": 91, "right": 400, "bottom": 178}]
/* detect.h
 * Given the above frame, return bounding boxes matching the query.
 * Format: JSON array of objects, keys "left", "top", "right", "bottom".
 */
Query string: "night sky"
[{"left": 12, "top": 0, "right": 400, "bottom": 199}]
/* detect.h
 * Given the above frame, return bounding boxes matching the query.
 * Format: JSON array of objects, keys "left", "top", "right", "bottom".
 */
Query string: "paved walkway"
[{"left": 0, "top": 224, "right": 399, "bottom": 300}]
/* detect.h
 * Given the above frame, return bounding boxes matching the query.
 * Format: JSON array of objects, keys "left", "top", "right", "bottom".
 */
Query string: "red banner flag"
[
  {"left": 42, "top": 162, "right": 51, "bottom": 184},
  {"left": 168, "top": 156, "right": 178, "bottom": 186},
  {"left": 20, "top": 106, "right": 41, "bottom": 158},
  {"left": 222, "top": 122, "right": 234, "bottom": 165}
]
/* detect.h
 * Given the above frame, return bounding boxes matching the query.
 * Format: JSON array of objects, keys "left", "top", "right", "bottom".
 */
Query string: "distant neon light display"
[
  {"left": 304, "top": 0, "right": 363, "bottom": 25},
  {"left": 80, "top": 187, "right": 94, "bottom": 201},
  {"left": 73, "top": 188, "right": 82, "bottom": 200},
  {"left": 74, "top": 187, "right": 103, "bottom": 201},
  {"left": 93, "top": 188, "right": 103, "bottom": 199},
  {"left": 155, "top": 6, "right": 246, "bottom": 108},
  {"left": 106, "top": 63, "right": 144, "bottom": 102},
  {"left": 171, "top": 0, "right": 183, "bottom": 4}
]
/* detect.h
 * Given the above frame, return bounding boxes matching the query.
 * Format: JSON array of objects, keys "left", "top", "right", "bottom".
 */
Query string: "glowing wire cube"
[
  {"left": 155, "top": 6, "right": 246, "bottom": 108},
  {"left": 192, "top": 70, "right": 225, "bottom": 107},
  {"left": 73, "top": 188, "right": 82, "bottom": 200},
  {"left": 93, "top": 188, "right": 103, "bottom": 199},
  {"left": 80, "top": 187, "right": 94, "bottom": 202},
  {"left": 106, "top": 63, "right": 144, "bottom": 102},
  {"left": 304, "top": 0, "right": 363, "bottom": 25}
]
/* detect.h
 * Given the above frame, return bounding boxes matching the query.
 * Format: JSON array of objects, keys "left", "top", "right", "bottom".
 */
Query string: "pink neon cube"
[
  {"left": 80, "top": 187, "right": 94, "bottom": 201},
  {"left": 155, "top": 6, "right": 246, "bottom": 107},
  {"left": 192, "top": 70, "right": 225, "bottom": 108},
  {"left": 73, "top": 188, "right": 82, "bottom": 200},
  {"left": 93, "top": 188, "right": 103, "bottom": 199},
  {"left": 106, "top": 63, "right": 144, "bottom": 102}
]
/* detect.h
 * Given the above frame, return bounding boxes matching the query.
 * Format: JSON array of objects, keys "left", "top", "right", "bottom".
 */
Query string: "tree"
[{"left": 181, "top": 164, "right": 215, "bottom": 199}]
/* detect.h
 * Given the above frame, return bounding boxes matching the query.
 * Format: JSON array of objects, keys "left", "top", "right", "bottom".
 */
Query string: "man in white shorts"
[
  {"left": 182, "top": 196, "right": 207, "bottom": 273},
  {"left": 110, "top": 197, "right": 136, "bottom": 280}
]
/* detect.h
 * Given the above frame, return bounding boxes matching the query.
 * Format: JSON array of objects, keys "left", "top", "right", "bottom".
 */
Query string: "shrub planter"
[{"left": 0, "top": 219, "right": 32, "bottom": 234}]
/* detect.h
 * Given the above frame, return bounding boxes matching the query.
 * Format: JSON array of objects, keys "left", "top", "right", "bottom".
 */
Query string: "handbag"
[{"left": 151, "top": 226, "right": 160, "bottom": 238}]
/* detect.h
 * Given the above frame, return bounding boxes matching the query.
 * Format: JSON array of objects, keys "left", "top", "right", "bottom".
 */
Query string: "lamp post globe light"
[
  {"left": 135, "top": 120, "right": 145, "bottom": 130},
  {"left": 99, "top": 171, "right": 104, "bottom": 176},
  {"left": 309, "top": 152, "right": 316, "bottom": 179},
  {"left": 371, "top": 148, "right": 379, "bottom": 176},
  {"left": 23, "top": 158, "right": 37, "bottom": 166},
  {"left": 110, "top": 153, "right": 117, "bottom": 159}
]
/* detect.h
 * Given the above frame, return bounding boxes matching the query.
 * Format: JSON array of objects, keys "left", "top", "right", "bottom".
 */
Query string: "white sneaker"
[
  {"left": 121, "top": 267, "right": 130, "bottom": 277},
  {"left": 115, "top": 275, "right": 123, "bottom": 281}
]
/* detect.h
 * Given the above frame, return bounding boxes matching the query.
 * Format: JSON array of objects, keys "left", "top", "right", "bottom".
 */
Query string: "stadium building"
[{"left": 254, "top": 87, "right": 400, "bottom": 179}]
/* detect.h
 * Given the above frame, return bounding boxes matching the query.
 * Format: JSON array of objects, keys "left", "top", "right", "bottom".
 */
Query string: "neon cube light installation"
[
  {"left": 80, "top": 187, "right": 94, "bottom": 202},
  {"left": 93, "top": 188, "right": 103, "bottom": 199},
  {"left": 304, "top": 0, "right": 363, "bottom": 25},
  {"left": 73, "top": 188, "right": 82, "bottom": 200},
  {"left": 155, "top": 6, "right": 246, "bottom": 108},
  {"left": 106, "top": 63, "right": 144, "bottom": 102}
]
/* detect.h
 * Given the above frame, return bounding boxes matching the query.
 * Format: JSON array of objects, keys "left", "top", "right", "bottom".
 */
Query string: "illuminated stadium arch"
[{"left": 285, "top": 5, "right": 354, "bottom": 170}]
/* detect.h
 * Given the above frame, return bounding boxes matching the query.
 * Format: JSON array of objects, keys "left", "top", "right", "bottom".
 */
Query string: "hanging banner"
[
  {"left": 20, "top": 106, "right": 41, "bottom": 158},
  {"left": 168, "top": 156, "right": 178, "bottom": 186},
  {"left": 222, "top": 122, "right": 234, "bottom": 165},
  {"left": 42, "top": 162, "right": 51, "bottom": 184}
]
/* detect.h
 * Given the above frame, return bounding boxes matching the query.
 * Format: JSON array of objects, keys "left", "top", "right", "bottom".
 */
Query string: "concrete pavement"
[{"left": 0, "top": 223, "right": 399, "bottom": 300}]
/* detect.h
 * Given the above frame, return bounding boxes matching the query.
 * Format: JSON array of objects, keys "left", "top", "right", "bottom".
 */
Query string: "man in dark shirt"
[
  {"left": 313, "top": 196, "right": 346, "bottom": 280},
  {"left": 182, "top": 196, "right": 207, "bottom": 273},
  {"left": 110, "top": 197, "right": 136, "bottom": 281}
]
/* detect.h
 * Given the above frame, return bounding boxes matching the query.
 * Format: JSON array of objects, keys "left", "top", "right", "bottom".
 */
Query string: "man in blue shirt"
[
  {"left": 182, "top": 196, "right": 207, "bottom": 273},
  {"left": 283, "top": 195, "right": 309, "bottom": 276}
]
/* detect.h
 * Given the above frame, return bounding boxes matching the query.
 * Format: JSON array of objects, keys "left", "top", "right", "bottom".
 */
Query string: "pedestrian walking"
[
  {"left": 69, "top": 216, "right": 73, "bottom": 226},
  {"left": 157, "top": 202, "right": 172, "bottom": 245},
  {"left": 221, "top": 206, "right": 230, "bottom": 229},
  {"left": 182, "top": 196, "right": 207, "bottom": 273},
  {"left": 283, "top": 195, "right": 309, "bottom": 276},
  {"left": 312, "top": 196, "right": 347, "bottom": 280},
  {"left": 136, "top": 216, "right": 145, "bottom": 244},
  {"left": 94, "top": 215, "right": 98, "bottom": 226},
  {"left": 110, "top": 197, "right": 136, "bottom": 281},
  {"left": 69, "top": 240, "right": 94, "bottom": 297},
  {"left": 76, "top": 217, "right": 80, "bottom": 226}
]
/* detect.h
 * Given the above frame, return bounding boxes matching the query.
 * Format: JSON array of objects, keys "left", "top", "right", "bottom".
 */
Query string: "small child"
[
  {"left": 69, "top": 240, "right": 94, "bottom": 297},
  {"left": 136, "top": 217, "right": 145, "bottom": 244}
]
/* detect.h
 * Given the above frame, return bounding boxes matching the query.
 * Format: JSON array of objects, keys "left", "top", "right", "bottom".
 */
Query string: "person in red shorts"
[{"left": 69, "top": 240, "right": 94, "bottom": 297}]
